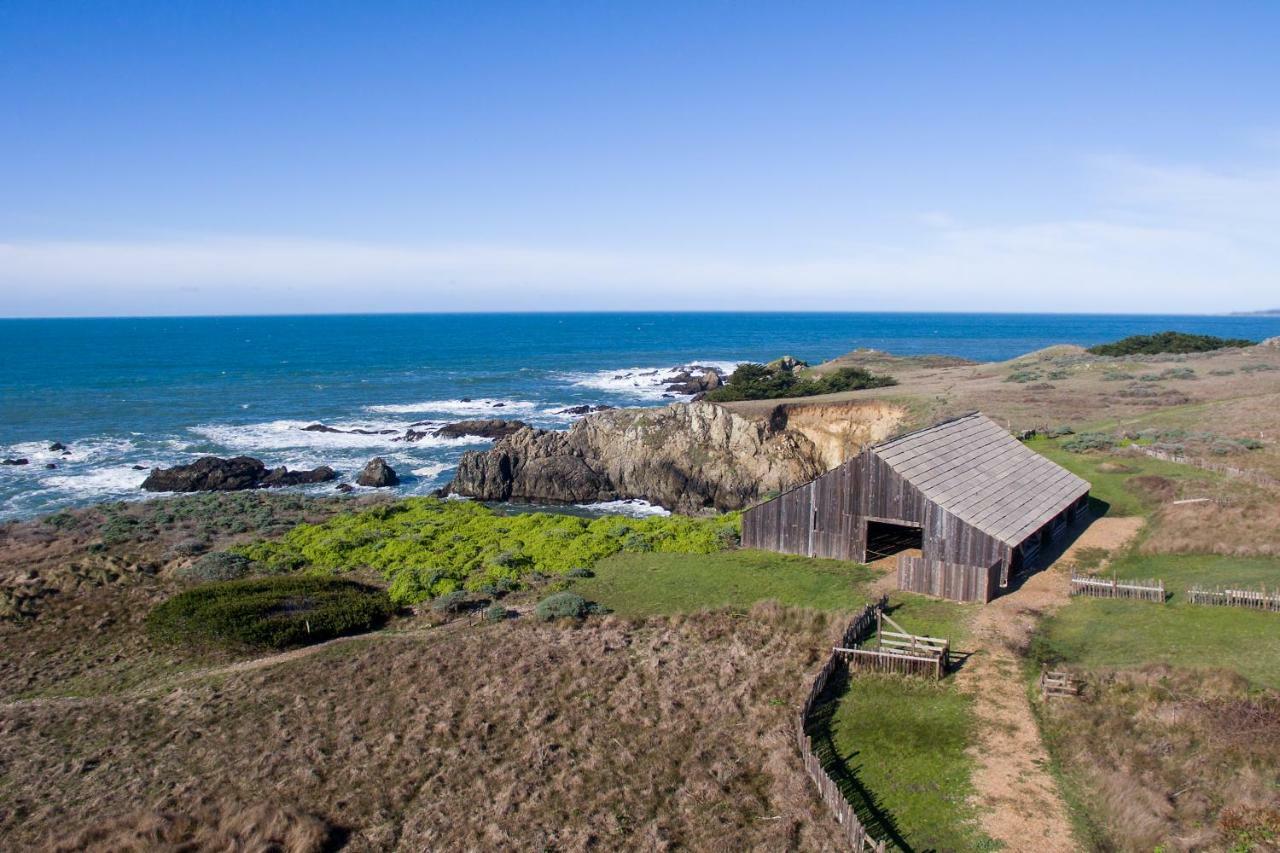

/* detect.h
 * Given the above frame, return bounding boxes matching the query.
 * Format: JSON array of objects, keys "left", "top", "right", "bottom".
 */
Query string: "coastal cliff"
[{"left": 446, "top": 401, "right": 826, "bottom": 512}]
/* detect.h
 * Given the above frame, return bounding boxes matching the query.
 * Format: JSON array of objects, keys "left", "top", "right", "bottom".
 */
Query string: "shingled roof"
[{"left": 870, "top": 412, "right": 1089, "bottom": 547}]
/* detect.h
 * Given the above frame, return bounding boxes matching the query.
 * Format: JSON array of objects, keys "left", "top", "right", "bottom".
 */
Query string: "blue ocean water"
[{"left": 3, "top": 312, "right": 1279, "bottom": 520}]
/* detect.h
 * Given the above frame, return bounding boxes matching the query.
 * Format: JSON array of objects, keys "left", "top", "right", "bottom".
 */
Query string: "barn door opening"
[{"left": 864, "top": 520, "right": 923, "bottom": 562}]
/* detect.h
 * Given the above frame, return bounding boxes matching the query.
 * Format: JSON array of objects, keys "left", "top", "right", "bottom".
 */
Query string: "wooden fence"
[
  {"left": 1039, "top": 669, "right": 1081, "bottom": 699},
  {"left": 1069, "top": 571, "right": 1165, "bottom": 603},
  {"left": 796, "top": 597, "right": 888, "bottom": 852},
  {"left": 1132, "top": 446, "right": 1280, "bottom": 488},
  {"left": 1187, "top": 585, "right": 1280, "bottom": 611},
  {"left": 836, "top": 646, "right": 946, "bottom": 679},
  {"left": 898, "top": 554, "right": 1000, "bottom": 603}
]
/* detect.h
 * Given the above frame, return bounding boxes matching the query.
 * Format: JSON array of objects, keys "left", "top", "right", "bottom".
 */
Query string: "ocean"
[{"left": 3, "top": 312, "right": 1279, "bottom": 520}]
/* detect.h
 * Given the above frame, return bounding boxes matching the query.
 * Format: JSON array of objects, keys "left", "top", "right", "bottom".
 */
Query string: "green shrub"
[
  {"left": 484, "top": 603, "right": 509, "bottom": 623},
  {"left": 704, "top": 361, "right": 895, "bottom": 402},
  {"left": 176, "top": 551, "right": 258, "bottom": 582},
  {"left": 431, "top": 590, "right": 470, "bottom": 614},
  {"left": 146, "top": 577, "right": 395, "bottom": 650},
  {"left": 1087, "top": 331, "right": 1254, "bottom": 357},
  {"left": 566, "top": 567, "right": 594, "bottom": 578},
  {"left": 535, "top": 592, "right": 596, "bottom": 621},
  {"left": 236, "top": 498, "right": 740, "bottom": 606},
  {"left": 1062, "top": 432, "right": 1117, "bottom": 453},
  {"left": 1237, "top": 437, "right": 1264, "bottom": 451}
]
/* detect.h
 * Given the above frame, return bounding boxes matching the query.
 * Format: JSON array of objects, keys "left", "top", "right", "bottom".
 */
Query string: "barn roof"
[{"left": 870, "top": 412, "right": 1089, "bottom": 547}]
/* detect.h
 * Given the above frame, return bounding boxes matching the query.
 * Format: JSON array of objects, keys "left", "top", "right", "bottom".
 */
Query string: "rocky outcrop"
[
  {"left": 555, "top": 405, "right": 615, "bottom": 415},
  {"left": 357, "top": 458, "right": 399, "bottom": 487},
  {"left": 432, "top": 419, "right": 530, "bottom": 440},
  {"left": 447, "top": 401, "right": 825, "bottom": 513},
  {"left": 141, "top": 457, "right": 337, "bottom": 492},
  {"left": 2, "top": 458, "right": 28, "bottom": 466},
  {"left": 665, "top": 368, "right": 723, "bottom": 395},
  {"left": 301, "top": 424, "right": 396, "bottom": 435},
  {"left": 765, "top": 400, "right": 909, "bottom": 469}
]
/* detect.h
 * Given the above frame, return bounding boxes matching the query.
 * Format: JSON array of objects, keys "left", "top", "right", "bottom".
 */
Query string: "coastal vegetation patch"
[
  {"left": 704, "top": 361, "right": 896, "bottom": 402},
  {"left": 569, "top": 550, "right": 875, "bottom": 616},
  {"left": 235, "top": 498, "right": 740, "bottom": 604},
  {"left": 1086, "top": 330, "right": 1254, "bottom": 357},
  {"left": 146, "top": 576, "right": 395, "bottom": 651}
]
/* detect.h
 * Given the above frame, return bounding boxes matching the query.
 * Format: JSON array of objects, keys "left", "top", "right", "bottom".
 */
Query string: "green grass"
[
  {"left": 880, "top": 593, "right": 975, "bottom": 647},
  {"left": 568, "top": 549, "right": 876, "bottom": 616},
  {"left": 1026, "top": 437, "right": 1217, "bottom": 517},
  {"left": 1033, "top": 598, "right": 1280, "bottom": 688},
  {"left": 1107, "top": 553, "right": 1280, "bottom": 602},
  {"left": 814, "top": 673, "right": 992, "bottom": 851}
]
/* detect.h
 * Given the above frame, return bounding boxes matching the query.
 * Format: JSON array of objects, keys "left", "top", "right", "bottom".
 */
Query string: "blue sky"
[{"left": 2, "top": 2, "right": 1278, "bottom": 316}]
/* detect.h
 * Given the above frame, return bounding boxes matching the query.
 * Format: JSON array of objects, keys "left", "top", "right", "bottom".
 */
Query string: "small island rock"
[{"left": 357, "top": 457, "right": 399, "bottom": 487}]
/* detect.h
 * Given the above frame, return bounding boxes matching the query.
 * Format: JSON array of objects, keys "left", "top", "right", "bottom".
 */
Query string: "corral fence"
[
  {"left": 1132, "top": 446, "right": 1280, "bottom": 489},
  {"left": 836, "top": 607, "right": 950, "bottom": 680},
  {"left": 898, "top": 554, "right": 1000, "bottom": 604},
  {"left": 796, "top": 595, "right": 889, "bottom": 852},
  {"left": 1187, "top": 585, "right": 1280, "bottom": 612},
  {"left": 1039, "top": 668, "right": 1081, "bottom": 699},
  {"left": 1069, "top": 571, "right": 1165, "bottom": 603}
]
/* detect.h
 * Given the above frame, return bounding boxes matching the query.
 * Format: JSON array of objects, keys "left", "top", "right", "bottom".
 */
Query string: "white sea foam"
[
  {"left": 188, "top": 419, "right": 476, "bottom": 452},
  {"left": 364, "top": 398, "right": 538, "bottom": 415},
  {"left": 3, "top": 436, "right": 138, "bottom": 465},
  {"left": 40, "top": 465, "right": 150, "bottom": 497},
  {"left": 410, "top": 462, "right": 452, "bottom": 480},
  {"left": 574, "top": 499, "right": 671, "bottom": 517},
  {"left": 559, "top": 362, "right": 743, "bottom": 401}
]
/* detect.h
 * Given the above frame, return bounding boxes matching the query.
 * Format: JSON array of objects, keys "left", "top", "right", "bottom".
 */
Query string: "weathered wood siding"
[{"left": 898, "top": 555, "right": 1001, "bottom": 603}]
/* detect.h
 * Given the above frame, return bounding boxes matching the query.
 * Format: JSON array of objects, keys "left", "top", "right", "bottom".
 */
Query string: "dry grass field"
[{"left": 0, "top": 602, "right": 846, "bottom": 852}]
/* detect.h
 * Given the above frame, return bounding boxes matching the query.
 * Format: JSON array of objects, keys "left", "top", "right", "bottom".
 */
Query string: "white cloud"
[{"left": 3, "top": 154, "right": 1278, "bottom": 316}]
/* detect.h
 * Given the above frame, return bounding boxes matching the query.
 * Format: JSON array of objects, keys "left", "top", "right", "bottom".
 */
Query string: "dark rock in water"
[
  {"left": 141, "top": 456, "right": 336, "bottom": 492},
  {"left": 48, "top": 442, "right": 67, "bottom": 452},
  {"left": 45, "top": 463, "right": 57, "bottom": 469},
  {"left": 260, "top": 465, "right": 336, "bottom": 487},
  {"left": 398, "top": 428, "right": 431, "bottom": 443},
  {"left": 460, "top": 397, "right": 472, "bottom": 402},
  {"left": 556, "top": 405, "right": 615, "bottom": 415},
  {"left": 2, "top": 458, "right": 29, "bottom": 466},
  {"left": 301, "top": 423, "right": 395, "bottom": 435},
  {"left": 433, "top": 419, "right": 530, "bottom": 440},
  {"left": 664, "top": 367, "right": 723, "bottom": 395},
  {"left": 492, "top": 402, "right": 505, "bottom": 408},
  {"left": 357, "top": 457, "right": 399, "bottom": 487},
  {"left": 335, "top": 483, "right": 355, "bottom": 493},
  {"left": 131, "top": 465, "right": 147, "bottom": 471}
]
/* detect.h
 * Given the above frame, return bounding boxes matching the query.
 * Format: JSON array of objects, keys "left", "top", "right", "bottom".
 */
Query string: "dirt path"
[{"left": 957, "top": 516, "right": 1144, "bottom": 851}]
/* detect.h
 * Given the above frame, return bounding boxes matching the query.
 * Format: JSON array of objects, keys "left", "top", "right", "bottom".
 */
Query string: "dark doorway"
[{"left": 864, "top": 520, "right": 923, "bottom": 561}]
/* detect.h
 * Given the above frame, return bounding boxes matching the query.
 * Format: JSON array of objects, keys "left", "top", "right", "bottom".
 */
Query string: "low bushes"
[
  {"left": 146, "top": 576, "right": 395, "bottom": 650},
  {"left": 236, "top": 498, "right": 740, "bottom": 605},
  {"left": 705, "top": 362, "right": 895, "bottom": 402},
  {"left": 534, "top": 592, "right": 602, "bottom": 621},
  {"left": 176, "top": 551, "right": 258, "bottom": 582},
  {"left": 1087, "top": 331, "right": 1254, "bottom": 357}
]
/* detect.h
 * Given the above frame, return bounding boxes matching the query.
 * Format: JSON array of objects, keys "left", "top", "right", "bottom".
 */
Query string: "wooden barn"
[{"left": 741, "top": 412, "right": 1090, "bottom": 603}]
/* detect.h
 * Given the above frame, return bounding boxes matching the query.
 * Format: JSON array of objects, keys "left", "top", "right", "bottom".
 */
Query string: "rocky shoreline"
[{"left": 445, "top": 401, "right": 824, "bottom": 513}]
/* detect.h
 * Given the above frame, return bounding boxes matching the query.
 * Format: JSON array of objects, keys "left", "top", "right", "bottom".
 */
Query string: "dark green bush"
[
  {"left": 1087, "top": 331, "right": 1254, "bottom": 357},
  {"left": 566, "top": 567, "right": 595, "bottom": 578},
  {"left": 535, "top": 592, "right": 594, "bottom": 621},
  {"left": 176, "top": 551, "right": 258, "bottom": 582},
  {"left": 146, "top": 577, "right": 395, "bottom": 650},
  {"left": 704, "top": 362, "right": 895, "bottom": 402},
  {"left": 484, "top": 603, "right": 509, "bottom": 623}
]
